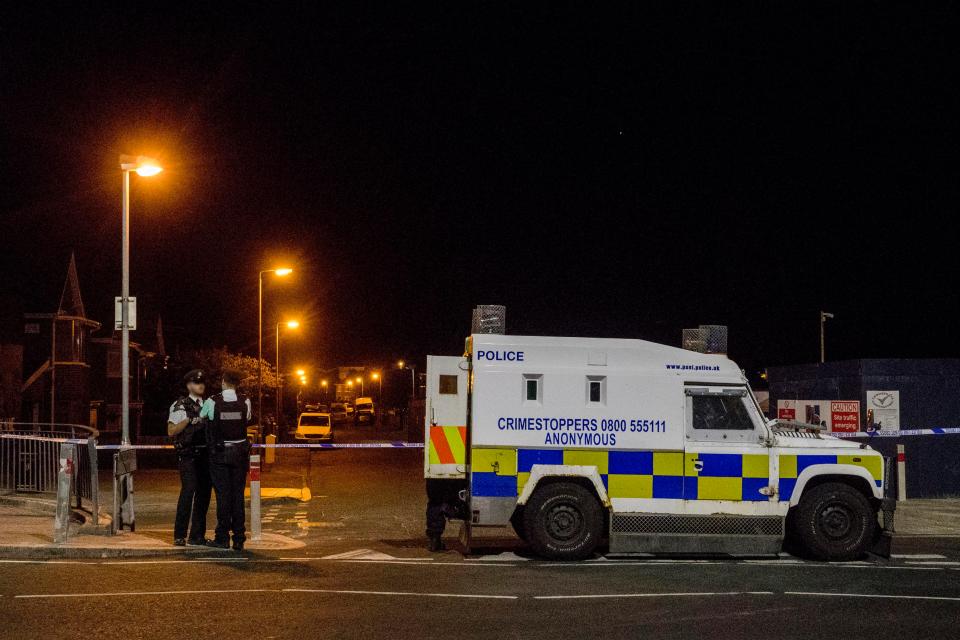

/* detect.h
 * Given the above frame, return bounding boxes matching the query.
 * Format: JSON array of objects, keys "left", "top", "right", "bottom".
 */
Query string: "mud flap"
[
  {"left": 869, "top": 456, "right": 897, "bottom": 559},
  {"left": 869, "top": 496, "right": 896, "bottom": 559}
]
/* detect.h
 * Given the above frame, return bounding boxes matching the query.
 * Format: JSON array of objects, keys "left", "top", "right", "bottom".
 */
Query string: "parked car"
[
  {"left": 294, "top": 412, "right": 333, "bottom": 443},
  {"left": 355, "top": 397, "right": 375, "bottom": 424},
  {"left": 330, "top": 403, "right": 349, "bottom": 423}
]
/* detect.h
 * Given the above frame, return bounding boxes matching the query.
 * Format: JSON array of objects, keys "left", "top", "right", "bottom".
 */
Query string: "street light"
[
  {"left": 356, "top": 376, "right": 364, "bottom": 396},
  {"left": 398, "top": 359, "right": 416, "bottom": 401},
  {"left": 372, "top": 372, "right": 382, "bottom": 426},
  {"left": 258, "top": 267, "right": 293, "bottom": 428},
  {"left": 321, "top": 379, "right": 328, "bottom": 401},
  {"left": 820, "top": 311, "right": 834, "bottom": 364},
  {"left": 276, "top": 319, "right": 300, "bottom": 427},
  {"left": 118, "top": 155, "right": 162, "bottom": 445}
]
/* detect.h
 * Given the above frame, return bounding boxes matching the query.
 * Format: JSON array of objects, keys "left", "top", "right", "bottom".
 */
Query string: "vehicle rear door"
[{"left": 425, "top": 355, "right": 468, "bottom": 479}]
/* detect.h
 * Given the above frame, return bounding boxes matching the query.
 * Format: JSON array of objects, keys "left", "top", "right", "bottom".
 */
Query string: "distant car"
[
  {"left": 330, "top": 403, "right": 349, "bottom": 423},
  {"left": 304, "top": 403, "right": 330, "bottom": 413},
  {"left": 355, "top": 397, "right": 375, "bottom": 424},
  {"left": 294, "top": 412, "right": 333, "bottom": 443}
]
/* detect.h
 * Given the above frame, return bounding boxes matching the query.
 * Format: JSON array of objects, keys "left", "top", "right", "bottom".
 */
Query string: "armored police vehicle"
[{"left": 425, "top": 333, "right": 895, "bottom": 560}]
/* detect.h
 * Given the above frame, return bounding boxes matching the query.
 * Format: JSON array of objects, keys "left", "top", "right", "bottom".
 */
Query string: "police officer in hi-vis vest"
[
  {"left": 167, "top": 369, "right": 212, "bottom": 546},
  {"left": 200, "top": 369, "right": 252, "bottom": 550}
]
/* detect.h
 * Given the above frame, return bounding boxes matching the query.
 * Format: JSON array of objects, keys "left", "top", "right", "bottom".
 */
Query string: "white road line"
[
  {"left": 891, "top": 554, "right": 947, "bottom": 559},
  {"left": 15, "top": 588, "right": 276, "bottom": 599},
  {"left": 0, "top": 560, "right": 90, "bottom": 565},
  {"left": 905, "top": 561, "right": 960, "bottom": 566},
  {"left": 99, "top": 558, "right": 248, "bottom": 565},
  {"left": 786, "top": 591, "right": 960, "bottom": 603},
  {"left": 535, "top": 591, "right": 775, "bottom": 600},
  {"left": 283, "top": 588, "right": 517, "bottom": 600}
]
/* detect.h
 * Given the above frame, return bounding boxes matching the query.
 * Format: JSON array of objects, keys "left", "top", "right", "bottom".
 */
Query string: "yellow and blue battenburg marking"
[
  {"left": 778, "top": 454, "right": 883, "bottom": 501},
  {"left": 470, "top": 448, "right": 884, "bottom": 502}
]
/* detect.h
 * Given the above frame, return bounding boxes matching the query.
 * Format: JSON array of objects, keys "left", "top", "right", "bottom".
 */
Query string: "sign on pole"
[
  {"left": 114, "top": 296, "right": 137, "bottom": 330},
  {"left": 867, "top": 390, "right": 900, "bottom": 432}
]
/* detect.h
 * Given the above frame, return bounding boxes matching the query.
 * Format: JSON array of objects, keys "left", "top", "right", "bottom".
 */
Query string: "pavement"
[{"left": 2, "top": 427, "right": 960, "bottom": 638}]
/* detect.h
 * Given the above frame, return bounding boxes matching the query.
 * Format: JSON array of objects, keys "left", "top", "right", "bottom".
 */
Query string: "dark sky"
[{"left": 2, "top": 4, "right": 959, "bottom": 382}]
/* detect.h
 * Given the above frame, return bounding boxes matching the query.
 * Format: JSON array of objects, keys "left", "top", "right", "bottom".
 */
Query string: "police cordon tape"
[
  {"left": 41, "top": 426, "right": 960, "bottom": 450},
  {"left": 832, "top": 427, "right": 960, "bottom": 438},
  {"left": 89, "top": 441, "right": 424, "bottom": 450}
]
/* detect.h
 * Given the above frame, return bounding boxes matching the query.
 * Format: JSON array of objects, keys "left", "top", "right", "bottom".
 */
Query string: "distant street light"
[
  {"left": 372, "top": 372, "right": 382, "bottom": 425},
  {"left": 276, "top": 319, "right": 300, "bottom": 426},
  {"left": 118, "top": 155, "right": 162, "bottom": 445},
  {"left": 820, "top": 311, "right": 834, "bottom": 364},
  {"left": 258, "top": 267, "right": 293, "bottom": 428},
  {"left": 398, "top": 359, "right": 416, "bottom": 401},
  {"left": 355, "top": 376, "right": 364, "bottom": 396}
]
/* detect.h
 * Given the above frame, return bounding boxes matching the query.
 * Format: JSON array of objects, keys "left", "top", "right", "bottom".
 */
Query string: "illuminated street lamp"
[
  {"left": 398, "top": 359, "right": 416, "bottom": 401},
  {"left": 321, "top": 379, "right": 328, "bottom": 401},
  {"left": 276, "top": 319, "right": 300, "bottom": 426},
  {"left": 372, "top": 372, "right": 382, "bottom": 426},
  {"left": 258, "top": 267, "right": 293, "bottom": 426},
  {"left": 355, "top": 376, "right": 364, "bottom": 396},
  {"left": 118, "top": 155, "right": 162, "bottom": 445}
]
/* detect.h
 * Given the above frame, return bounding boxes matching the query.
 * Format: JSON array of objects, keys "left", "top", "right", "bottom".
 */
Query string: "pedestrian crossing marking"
[{"left": 321, "top": 549, "right": 398, "bottom": 561}]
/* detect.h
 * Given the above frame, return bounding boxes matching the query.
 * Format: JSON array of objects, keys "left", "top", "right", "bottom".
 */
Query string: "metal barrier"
[{"left": 0, "top": 424, "right": 99, "bottom": 522}]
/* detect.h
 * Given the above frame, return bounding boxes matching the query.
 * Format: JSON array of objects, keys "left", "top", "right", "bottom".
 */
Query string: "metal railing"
[{"left": 0, "top": 423, "right": 99, "bottom": 515}]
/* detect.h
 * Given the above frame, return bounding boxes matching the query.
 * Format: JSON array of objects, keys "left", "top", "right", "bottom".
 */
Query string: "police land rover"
[{"left": 425, "top": 333, "right": 895, "bottom": 560}]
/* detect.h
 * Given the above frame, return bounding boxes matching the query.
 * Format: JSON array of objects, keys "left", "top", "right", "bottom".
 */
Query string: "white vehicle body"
[
  {"left": 295, "top": 412, "right": 333, "bottom": 442},
  {"left": 425, "top": 334, "right": 894, "bottom": 559}
]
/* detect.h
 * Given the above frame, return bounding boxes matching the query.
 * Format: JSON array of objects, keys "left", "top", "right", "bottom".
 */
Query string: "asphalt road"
[
  {"left": 6, "top": 432, "right": 959, "bottom": 638},
  {"left": 3, "top": 549, "right": 960, "bottom": 639}
]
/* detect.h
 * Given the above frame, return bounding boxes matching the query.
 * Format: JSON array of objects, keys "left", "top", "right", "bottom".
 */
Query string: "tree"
[{"left": 179, "top": 347, "right": 279, "bottom": 392}]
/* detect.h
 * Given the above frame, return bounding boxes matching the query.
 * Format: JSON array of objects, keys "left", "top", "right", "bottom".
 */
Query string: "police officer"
[
  {"left": 425, "top": 480, "right": 466, "bottom": 551},
  {"left": 167, "top": 369, "right": 212, "bottom": 546},
  {"left": 200, "top": 369, "right": 252, "bottom": 551}
]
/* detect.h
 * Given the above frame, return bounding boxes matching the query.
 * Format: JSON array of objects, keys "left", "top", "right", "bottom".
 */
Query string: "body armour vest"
[
  {"left": 174, "top": 396, "right": 205, "bottom": 448},
  {"left": 210, "top": 393, "right": 248, "bottom": 443}
]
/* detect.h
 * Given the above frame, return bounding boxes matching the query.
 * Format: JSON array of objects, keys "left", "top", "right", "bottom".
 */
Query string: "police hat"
[{"left": 183, "top": 369, "right": 206, "bottom": 384}]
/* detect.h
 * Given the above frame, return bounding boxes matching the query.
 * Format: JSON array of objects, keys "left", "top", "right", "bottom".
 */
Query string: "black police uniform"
[
  {"left": 170, "top": 372, "right": 212, "bottom": 544},
  {"left": 425, "top": 479, "right": 467, "bottom": 551},
  {"left": 207, "top": 391, "right": 251, "bottom": 549}
]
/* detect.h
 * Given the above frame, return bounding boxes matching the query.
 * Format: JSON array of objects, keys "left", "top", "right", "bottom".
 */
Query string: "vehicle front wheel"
[
  {"left": 793, "top": 482, "right": 876, "bottom": 561},
  {"left": 523, "top": 482, "right": 603, "bottom": 560}
]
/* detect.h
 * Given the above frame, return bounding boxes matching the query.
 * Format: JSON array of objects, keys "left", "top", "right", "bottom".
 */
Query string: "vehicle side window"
[
  {"left": 692, "top": 395, "right": 754, "bottom": 430},
  {"left": 523, "top": 374, "right": 543, "bottom": 405},
  {"left": 439, "top": 375, "right": 458, "bottom": 395}
]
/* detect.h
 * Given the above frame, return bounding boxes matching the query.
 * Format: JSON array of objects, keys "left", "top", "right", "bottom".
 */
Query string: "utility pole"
[{"left": 820, "top": 311, "right": 834, "bottom": 363}]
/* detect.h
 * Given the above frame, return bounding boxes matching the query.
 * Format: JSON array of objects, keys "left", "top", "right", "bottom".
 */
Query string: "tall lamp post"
[
  {"left": 371, "top": 372, "right": 381, "bottom": 426},
  {"left": 820, "top": 311, "right": 834, "bottom": 363},
  {"left": 258, "top": 268, "right": 292, "bottom": 429},
  {"left": 355, "top": 376, "right": 364, "bottom": 396},
  {"left": 398, "top": 360, "right": 416, "bottom": 401},
  {"left": 118, "top": 155, "right": 162, "bottom": 445},
  {"left": 275, "top": 319, "right": 300, "bottom": 426}
]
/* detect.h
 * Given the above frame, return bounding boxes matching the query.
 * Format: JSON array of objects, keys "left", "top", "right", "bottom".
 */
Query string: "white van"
[
  {"left": 425, "top": 334, "right": 895, "bottom": 560},
  {"left": 295, "top": 412, "right": 333, "bottom": 443}
]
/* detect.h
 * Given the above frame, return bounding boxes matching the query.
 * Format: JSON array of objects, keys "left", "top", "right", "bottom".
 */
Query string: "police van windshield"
[{"left": 299, "top": 414, "right": 330, "bottom": 427}]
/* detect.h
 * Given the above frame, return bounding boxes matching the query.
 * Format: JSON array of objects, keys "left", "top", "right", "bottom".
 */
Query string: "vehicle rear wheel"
[
  {"left": 793, "top": 482, "right": 876, "bottom": 561},
  {"left": 523, "top": 482, "right": 603, "bottom": 560}
]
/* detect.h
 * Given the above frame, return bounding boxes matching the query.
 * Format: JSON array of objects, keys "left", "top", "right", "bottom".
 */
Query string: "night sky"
[{"left": 2, "top": 4, "right": 959, "bottom": 381}]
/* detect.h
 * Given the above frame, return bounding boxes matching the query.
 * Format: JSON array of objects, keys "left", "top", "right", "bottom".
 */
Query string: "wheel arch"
[
  {"left": 789, "top": 464, "right": 880, "bottom": 507},
  {"left": 516, "top": 465, "right": 611, "bottom": 508}
]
